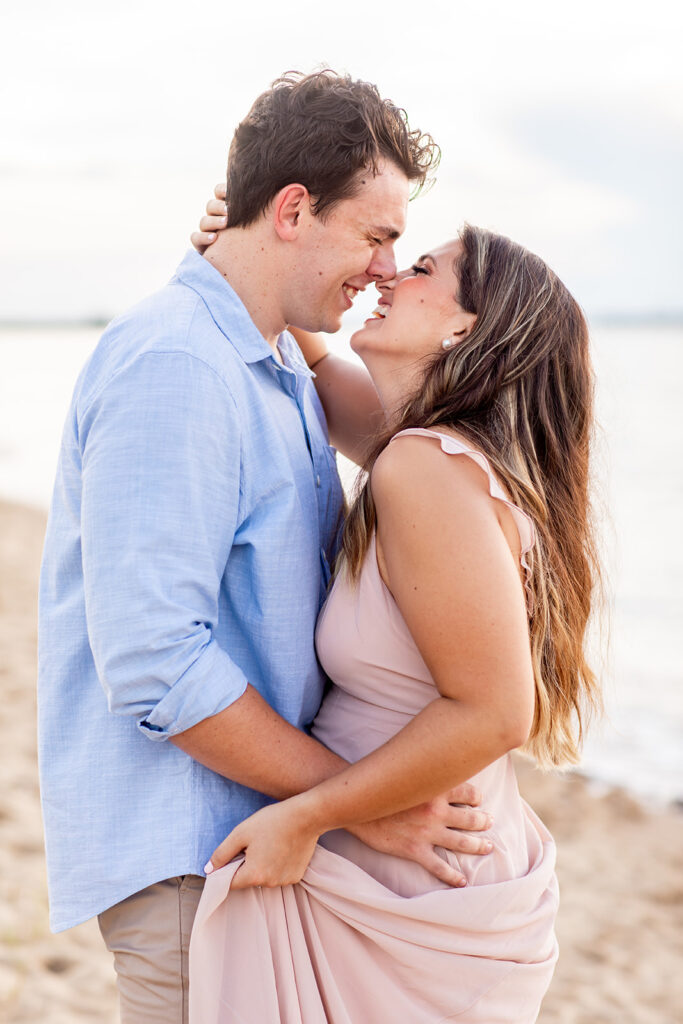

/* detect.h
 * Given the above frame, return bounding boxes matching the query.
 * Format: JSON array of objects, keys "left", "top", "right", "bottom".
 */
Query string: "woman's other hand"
[
  {"left": 205, "top": 795, "right": 320, "bottom": 889},
  {"left": 190, "top": 182, "right": 227, "bottom": 253}
]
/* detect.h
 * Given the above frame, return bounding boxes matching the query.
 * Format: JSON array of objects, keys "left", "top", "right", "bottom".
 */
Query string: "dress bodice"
[
  {"left": 313, "top": 427, "right": 534, "bottom": 760},
  {"left": 312, "top": 429, "right": 544, "bottom": 889}
]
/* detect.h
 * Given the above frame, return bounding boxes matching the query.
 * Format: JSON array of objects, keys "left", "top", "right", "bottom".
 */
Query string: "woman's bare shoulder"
[{"left": 371, "top": 431, "right": 495, "bottom": 515}]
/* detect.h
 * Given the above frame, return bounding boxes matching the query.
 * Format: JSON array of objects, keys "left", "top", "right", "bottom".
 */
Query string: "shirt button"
[{"left": 316, "top": 475, "right": 321, "bottom": 487}]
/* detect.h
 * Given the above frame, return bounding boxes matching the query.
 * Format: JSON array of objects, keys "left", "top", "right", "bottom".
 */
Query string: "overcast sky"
[{"left": 1, "top": 0, "right": 681, "bottom": 321}]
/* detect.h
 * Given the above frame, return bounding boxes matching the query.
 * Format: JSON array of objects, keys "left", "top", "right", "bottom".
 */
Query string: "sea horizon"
[{"left": 3, "top": 310, "right": 683, "bottom": 330}]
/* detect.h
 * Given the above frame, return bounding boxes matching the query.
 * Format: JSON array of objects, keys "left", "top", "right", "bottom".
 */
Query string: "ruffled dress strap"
[{"left": 389, "top": 428, "right": 535, "bottom": 612}]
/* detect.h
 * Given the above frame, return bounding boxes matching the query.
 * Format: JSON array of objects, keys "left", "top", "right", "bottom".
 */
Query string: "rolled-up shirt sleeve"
[{"left": 79, "top": 349, "right": 247, "bottom": 740}]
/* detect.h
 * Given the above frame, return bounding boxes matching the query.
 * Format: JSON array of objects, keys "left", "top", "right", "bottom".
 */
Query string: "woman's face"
[{"left": 350, "top": 238, "right": 476, "bottom": 367}]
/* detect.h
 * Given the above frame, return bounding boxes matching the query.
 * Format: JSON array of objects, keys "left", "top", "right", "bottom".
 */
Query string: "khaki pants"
[{"left": 98, "top": 875, "right": 205, "bottom": 1024}]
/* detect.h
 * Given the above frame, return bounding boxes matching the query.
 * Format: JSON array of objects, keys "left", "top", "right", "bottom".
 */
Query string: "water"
[
  {"left": 1, "top": 323, "right": 681, "bottom": 804},
  {"left": 579, "top": 325, "right": 683, "bottom": 804}
]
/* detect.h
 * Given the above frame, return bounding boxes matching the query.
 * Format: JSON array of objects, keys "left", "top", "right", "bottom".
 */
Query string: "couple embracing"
[{"left": 38, "top": 70, "right": 600, "bottom": 1023}]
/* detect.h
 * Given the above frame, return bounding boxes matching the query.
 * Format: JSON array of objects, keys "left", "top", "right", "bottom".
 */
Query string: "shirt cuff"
[{"left": 138, "top": 640, "right": 249, "bottom": 741}]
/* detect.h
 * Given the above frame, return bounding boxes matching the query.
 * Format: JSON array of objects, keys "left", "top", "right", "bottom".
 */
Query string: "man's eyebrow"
[{"left": 369, "top": 225, "right": 401, "bottom": 241}]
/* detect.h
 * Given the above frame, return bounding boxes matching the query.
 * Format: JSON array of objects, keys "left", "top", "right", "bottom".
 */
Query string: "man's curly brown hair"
[{"left": 225, "top": 69, "right": 439, "bottom": 227}]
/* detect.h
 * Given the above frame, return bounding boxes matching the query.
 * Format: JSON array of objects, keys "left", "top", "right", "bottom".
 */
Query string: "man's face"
[{"left": 286, "top": 161, "right": 410, "bottom": 334}]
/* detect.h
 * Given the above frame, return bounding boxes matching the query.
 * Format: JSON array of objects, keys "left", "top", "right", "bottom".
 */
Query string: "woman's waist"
[
  {"left": 311, "top": 684, "right": 419, "bottom": 761},
  {"left": 312, "top": 690, "right": 551, "bottom": 862}
]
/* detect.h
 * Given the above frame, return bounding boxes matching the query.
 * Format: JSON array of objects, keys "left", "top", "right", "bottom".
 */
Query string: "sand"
[{"left": 1, "top": 499, "right": 681, "bottom": 1024}]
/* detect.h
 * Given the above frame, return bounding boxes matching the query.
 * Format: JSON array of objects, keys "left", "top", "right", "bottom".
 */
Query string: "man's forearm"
[{"left": 170, "top": 683, "right": 348, "bottom": 798}]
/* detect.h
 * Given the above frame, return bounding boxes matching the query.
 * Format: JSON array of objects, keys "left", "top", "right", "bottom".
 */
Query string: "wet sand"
[{"left": 1, "top": 500, "right": 681, "bottom": 1023}]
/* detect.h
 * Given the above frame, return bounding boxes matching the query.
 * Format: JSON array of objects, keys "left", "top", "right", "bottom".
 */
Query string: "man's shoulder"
[
  {"left": 103, "top": 276, "right": 216, "bottom": 359},
  {"left": 77, "top": 276, "right": 245, "bottom": 407}
]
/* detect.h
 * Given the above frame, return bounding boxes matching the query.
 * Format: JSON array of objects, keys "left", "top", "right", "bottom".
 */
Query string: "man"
[{"left": 38, "top": 71, "right": 490, "bottom": 1022}]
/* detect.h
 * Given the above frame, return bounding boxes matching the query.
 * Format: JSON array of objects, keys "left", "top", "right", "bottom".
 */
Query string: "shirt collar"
[
  {"left": 277, "top": 331, "right": 314, "bottom": 379},
  {"left": 172, "top": 249, "right": 275, "bottom": 365}
]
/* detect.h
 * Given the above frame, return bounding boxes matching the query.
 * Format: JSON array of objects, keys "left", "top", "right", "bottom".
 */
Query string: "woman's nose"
[{"left": 376, "top": 275, "right": 398, "bottom": 298}]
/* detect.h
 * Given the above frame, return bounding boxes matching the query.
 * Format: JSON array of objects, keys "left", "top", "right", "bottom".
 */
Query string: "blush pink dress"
[{"left": 189, "top": 430, "right": 559, "bottom": 1023}]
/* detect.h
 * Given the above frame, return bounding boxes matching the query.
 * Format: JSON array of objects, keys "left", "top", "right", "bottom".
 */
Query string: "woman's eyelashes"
[{"left": 411, "top": 264, "right": 429, "bottom": 275}]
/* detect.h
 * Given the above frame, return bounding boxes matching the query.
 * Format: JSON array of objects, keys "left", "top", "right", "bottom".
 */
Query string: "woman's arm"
[
  {"left": 209, "top": 437, "right": 535, "bottom": 888},
  {"left": 289, "top": 328, "right": 385, "bottom": 463}
]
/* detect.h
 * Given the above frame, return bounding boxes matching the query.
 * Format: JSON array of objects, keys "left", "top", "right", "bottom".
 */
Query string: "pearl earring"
[{"left": 441, "top": 338, "right": 453, "bottom": 351}]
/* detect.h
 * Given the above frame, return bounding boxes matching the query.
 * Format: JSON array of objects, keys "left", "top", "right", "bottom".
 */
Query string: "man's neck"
[{"left": 203, "top": 228, "right": 287, "bottom": 349}]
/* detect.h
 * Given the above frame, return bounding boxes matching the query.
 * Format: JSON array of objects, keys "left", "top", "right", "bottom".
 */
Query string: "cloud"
[{"left": 1, "top": 1, "right": 682, "bottom": 318}]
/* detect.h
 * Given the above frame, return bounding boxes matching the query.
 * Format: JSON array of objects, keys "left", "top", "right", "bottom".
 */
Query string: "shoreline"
[{"left": 1, "top": 498, "right": 681, "bottom": 1023}]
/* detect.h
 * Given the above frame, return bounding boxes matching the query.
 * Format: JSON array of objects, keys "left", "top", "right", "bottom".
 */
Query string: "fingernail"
[
  {"left": 457, "top": 878, "right": 467, "bottom": 887},
  {"left": 204, "top": 860, "right": 214, "bottom": 874},
  {"left": 207, "top": 233, "right": 216, "bottom": 242},
  {"left": 486, "top": 815, "right": 494, "bottom": 828},
  {"left": 484, "top": 841, "right": 493, "bottom": 852}
]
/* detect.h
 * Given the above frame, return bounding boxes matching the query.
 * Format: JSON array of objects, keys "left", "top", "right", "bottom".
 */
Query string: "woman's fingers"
[
  {"left": 447, "top": 782, "right": 481, "bottom": 806},
  {"left": 438, "top": 819, "right": 493, "bottom": 856},
  {"left": 213, "top": 182, "right": 227, "bottom": 201},
  {"left": 205, "top": 826, "right": 246, "bottom": 873},
  {"left": 228, "top": 861, "right": 255, "bottom": 891},
  {"left": 200, "top": 213, "right": 227, "bottom": 233},
  {"left": 190, "top": 211, "right": 227, "bottom": 251},
  {"left": 190, "top": 195, "right": 228, "bottom": 253},
  {"left": 446, "top": 830, "right": 494, "bottom": 856},
  {"left": 219, "top": 847, "right": 311, "bottom": 890},
  {"left": 447, "top": 803, "right": 492, "bottom": 833},
  {"left": 190, "top": 230, "right": 216, "bottom": 254},
  {"left": 203, "top": 802, "right": 318, "bottom": 888},
  {"left": 206, "top": 198, "right": 227, "bottom": 217},
  {"left": 420, "top": 849, "right": 467, "bottom": 888}
]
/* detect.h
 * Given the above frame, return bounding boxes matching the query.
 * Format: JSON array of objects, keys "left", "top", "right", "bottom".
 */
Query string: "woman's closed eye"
[{"left": 411, "top": 264, "right": 429, "bottom": 275}]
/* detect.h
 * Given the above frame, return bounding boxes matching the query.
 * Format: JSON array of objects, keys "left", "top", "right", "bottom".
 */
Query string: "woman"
[{"left": 189, "top": 212, "right": 601, "bottom": 1022}]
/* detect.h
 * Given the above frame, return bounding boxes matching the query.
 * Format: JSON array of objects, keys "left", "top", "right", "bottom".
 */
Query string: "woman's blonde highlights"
[{"left": 341, "top": 224, "right": 602, "bottom": 768}]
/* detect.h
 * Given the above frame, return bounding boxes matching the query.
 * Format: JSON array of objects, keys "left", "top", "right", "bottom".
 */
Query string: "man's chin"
[
  {"left": 302, "top": 317, "right": 343, "bottom": 336},
  {"left": 288, "top": 311, "right": 343, "bottom": 335},
  {"left": 318, "top": 300, "right": 349, "bottom": 334}
]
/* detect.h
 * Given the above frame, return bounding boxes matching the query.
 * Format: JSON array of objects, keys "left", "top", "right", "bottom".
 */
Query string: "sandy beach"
[{"left": 1, "top": 499, "right": 681, "bottom": 1024}]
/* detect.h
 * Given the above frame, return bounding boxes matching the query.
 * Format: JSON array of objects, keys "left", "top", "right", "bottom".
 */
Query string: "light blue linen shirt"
[{"left": 38, "top": 250, "right": 345, "bottom": 932}]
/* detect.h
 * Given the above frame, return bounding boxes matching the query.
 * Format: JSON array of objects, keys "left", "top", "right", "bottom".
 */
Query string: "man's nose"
[
  {"left": 367, "top": 242, "right": 397, "bottom": 283},
  {"left": 375, "top": 265, "right": 410, "bottom": 297}
]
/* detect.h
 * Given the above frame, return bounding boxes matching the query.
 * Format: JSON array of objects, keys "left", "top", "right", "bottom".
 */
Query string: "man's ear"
[{"left": 273, "top": 184, "right": 310, "bottom": 241}]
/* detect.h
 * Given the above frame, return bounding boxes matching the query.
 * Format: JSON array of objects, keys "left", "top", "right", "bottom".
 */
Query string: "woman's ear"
[
  {"left": 453, "top": 310, "right": 477, "bottom": 339},
  {"left": 272, "top": 184, "right": 310, "bottom": 241}
]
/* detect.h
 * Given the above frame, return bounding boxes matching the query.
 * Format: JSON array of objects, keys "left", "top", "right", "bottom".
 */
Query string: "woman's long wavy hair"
[{"left": 341, "top": 224, "right": 602, "bottom": 768}]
